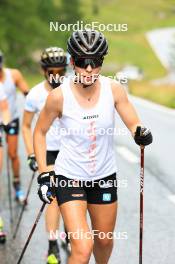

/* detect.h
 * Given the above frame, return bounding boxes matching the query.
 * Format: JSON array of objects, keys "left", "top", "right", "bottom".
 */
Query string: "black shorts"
[
  {"left": 55, "top": 173, "right": 118, "bottom": 206},
  {"left": 46, "top": 150, "right": 59, "bottom": 166},
  {"left": 3, "top": 118, "right": 19, "bottom": 135},
  {"left": 0, "top": 132, "right": 2, "bottom": 147}
]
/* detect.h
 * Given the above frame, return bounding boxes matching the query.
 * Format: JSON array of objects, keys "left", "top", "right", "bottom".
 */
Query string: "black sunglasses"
[{"left": 74, "top": 57, "right": 104, "bottom": 69}]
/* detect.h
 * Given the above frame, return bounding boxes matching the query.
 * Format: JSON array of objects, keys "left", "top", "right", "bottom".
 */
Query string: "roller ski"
[
  {"left": 13, "top": 181, "right": 25, "bottom": 205},
  {"left": 0, "top": 217, "right": 6, "bottom": 244}
]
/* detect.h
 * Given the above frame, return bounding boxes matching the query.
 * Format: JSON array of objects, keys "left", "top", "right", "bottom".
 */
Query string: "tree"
[
  {"left": 0, "top": 0, "right": 83, "bottom": 69},
  {"left": 58, "top": 0, "right": 83, "bottom": 46}
]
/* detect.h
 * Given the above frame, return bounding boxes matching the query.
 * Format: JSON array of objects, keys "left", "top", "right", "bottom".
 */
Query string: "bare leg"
[
  {"left": 6, "top": 134, "right": 20, "bottom": 181},
  {"left": 88, "top": 202, "right": 117, "bottom": 264},
  {"left": 45, "top": 198, "right": 60, "bottom": 239},
  {"left": 60, "top": 200, "right": 93, "bottom": 264},
  {"left": 45, "top": 165, "right": 61, "bottom": 263}
]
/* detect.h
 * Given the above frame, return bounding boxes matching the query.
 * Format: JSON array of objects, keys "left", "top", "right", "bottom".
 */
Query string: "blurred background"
[
  {"left": 0, "top": 0, "right": 175, "bottom": 108},
  {"left": 0, "top": 0, "right": 175, "bottom": 107},
  {"left": 0, "top": 1, "right": 175, "bottom": 264}
]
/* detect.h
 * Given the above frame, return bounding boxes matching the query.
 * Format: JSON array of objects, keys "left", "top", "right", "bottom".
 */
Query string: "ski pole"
[
  {"left": 139, "top": 145, "right": 145, "bottom": 264},
  {"left": 13, "top": 171, "right": 36, "bottom": 239},
  {"left": 16, "top": 202, "right": 46, "bottom": 264},
  {"left": 6, "top": 151, "right": 13, "bottom": 224}
]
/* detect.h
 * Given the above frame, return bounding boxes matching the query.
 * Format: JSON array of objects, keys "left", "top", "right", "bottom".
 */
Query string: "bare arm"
[
  {"left": 12, "top": 69, "right": 29, "bottom": 95},
  {"left": 111, "top": 81, "right": 142, "bottom": 135},
  {"left": 0, "top": 99, "right": 11, "bottom": 125},
  {"left": 22, "top": 111, "right": 35, "bottom": 155},
  {"left": 33, "top": 88, "right": 63, "bottom": 173}
]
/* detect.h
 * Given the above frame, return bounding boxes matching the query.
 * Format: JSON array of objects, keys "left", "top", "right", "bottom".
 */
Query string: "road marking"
[
  {"left": 117, "top": 146, "right": 139, "bottom": 163},
  {"left": 168, "top": 195, "right": 175, "bottom": 205}
]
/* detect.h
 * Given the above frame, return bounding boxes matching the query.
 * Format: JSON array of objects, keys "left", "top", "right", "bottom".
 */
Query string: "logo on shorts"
[
  {"left": 72, "top": 194, "right": 84, "bottom": 197},
  {"left": 102, "top": 193, "right": 111, "bottom": 202},
  {"left": 9, "top": 128, "right": 15, "bottom": 135}
]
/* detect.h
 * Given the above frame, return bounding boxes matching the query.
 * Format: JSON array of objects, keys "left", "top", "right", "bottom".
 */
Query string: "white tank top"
[
  {"left": 2, "top": 69, "right": 18, "bottom": 120},
  {"left": 0, "top": 83, "right": 7, "bottom": 101},
  {"left": 0, "top": 83, "right": 7, "bottom": 123},
  {"left": 54, "top": 75, "right": 117, "bottom": 180},
  {"left": 25, "top": 81, "right": 61, "bottom": 151}
]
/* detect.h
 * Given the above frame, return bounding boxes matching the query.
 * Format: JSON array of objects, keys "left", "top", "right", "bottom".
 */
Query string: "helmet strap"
[{"left": 44, "top": 72, "right": 61, "bottom": 89}]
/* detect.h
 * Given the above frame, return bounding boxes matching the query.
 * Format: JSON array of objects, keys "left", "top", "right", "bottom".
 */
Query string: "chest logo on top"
[{"left": 83, "top": 114, "right": 99, "bottom": 120}]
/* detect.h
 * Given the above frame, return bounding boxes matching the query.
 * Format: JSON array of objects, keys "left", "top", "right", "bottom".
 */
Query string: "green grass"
[
  {"left": 79, "top": 0, "right": 175, "bottom": 107},
  {"left": 130, "top": 81, "right": 175, "bottom": 108},
  {"left": 23, "top": 0, "right": 175, "bottom": 108},
  {"left": 79, "top": 0, "right": 175, "bottom": 79},
  {"left": 23, "top": 71, "right": 43, "bottom": 88},
  {"left": 81, "top": 0, "right": 175, "bottom": 33},
  {"left": 104, "top": 34, "right": 166, "bottom": 79},
  {"left": 21, "top": 0, "right": 175, "bottom": 81}
]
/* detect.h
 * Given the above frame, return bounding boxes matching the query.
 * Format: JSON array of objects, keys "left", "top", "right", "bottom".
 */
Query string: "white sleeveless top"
[
  {"left": 0, "top": 83, "right": 7, "bottom": 101},
  {"left": 54, "top": 75, "right": 117, "bottom": 180},
  {"left": 1, "top": 69, "right": 18, "bottom": 120},
  {"left": 0, "top": 83, "right": 7, "bottom": 123},
  {"left": 25, "top": 81, "right": 61, "bottom": 151}
]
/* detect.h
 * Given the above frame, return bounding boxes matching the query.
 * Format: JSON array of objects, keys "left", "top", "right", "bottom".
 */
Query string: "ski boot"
[
  {"left": 47, "top": 240, "right": 61, "bottom": 264},
  {"left": 0, "top": 217, "right": 6, "bottom": 244},
  {"left": 13, "top": 181, "right": 25, "bottom": 205}
]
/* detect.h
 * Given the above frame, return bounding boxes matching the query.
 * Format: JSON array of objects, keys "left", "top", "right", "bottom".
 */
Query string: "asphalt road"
[{"left": 0, "top": 93, "right": 175, "bottom": 264}]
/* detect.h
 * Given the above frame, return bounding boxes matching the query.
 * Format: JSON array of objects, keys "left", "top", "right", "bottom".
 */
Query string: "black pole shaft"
[
  {"left": 7, "top": 153, "right": 13, "bottom": 224},
  {"left": 13, "top": 172, "right": 36, "bottom": 239},
  {"left": 139, "top": 146, "right": 144, "bottom": 264},
  {"left": 16, "top": 202, "right": 46, "bottom": 264}
]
